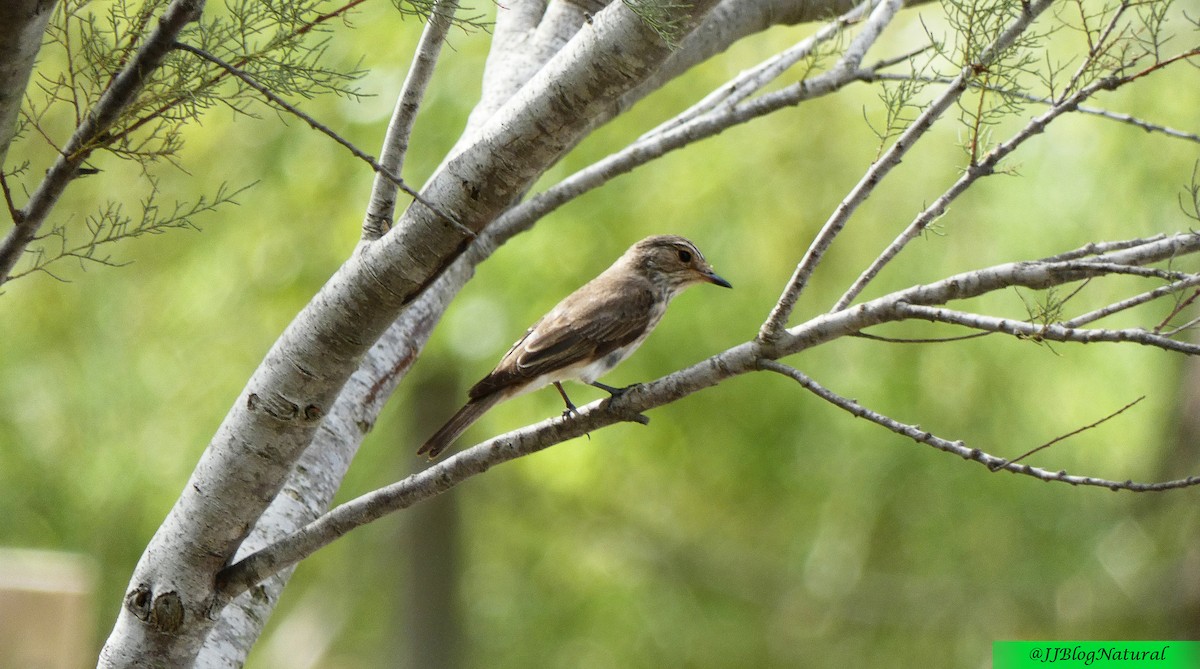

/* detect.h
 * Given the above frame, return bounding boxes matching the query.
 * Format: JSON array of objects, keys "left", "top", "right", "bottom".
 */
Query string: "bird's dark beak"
[{"left": 703, "top": 270, "right": 732, "bottom": 289}]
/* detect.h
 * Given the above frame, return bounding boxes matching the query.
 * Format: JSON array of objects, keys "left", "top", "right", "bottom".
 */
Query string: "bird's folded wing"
[{"left": 468, "top": 284, "right": 656, "bottom": 399}]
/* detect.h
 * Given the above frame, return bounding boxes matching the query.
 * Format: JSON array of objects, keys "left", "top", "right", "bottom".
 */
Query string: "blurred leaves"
[{"left": 3, "top": 0, "right": 1200, "bottom": 667}]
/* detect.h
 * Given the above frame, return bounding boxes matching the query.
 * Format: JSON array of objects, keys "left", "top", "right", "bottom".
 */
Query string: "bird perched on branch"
[{"left": 418, "top": 234, "right": 732, "bottom": 459}]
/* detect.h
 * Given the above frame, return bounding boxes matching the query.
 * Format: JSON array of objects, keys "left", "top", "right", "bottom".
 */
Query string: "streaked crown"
[{"left": 622, "top": 235, "right": 732, "bottom": 293}]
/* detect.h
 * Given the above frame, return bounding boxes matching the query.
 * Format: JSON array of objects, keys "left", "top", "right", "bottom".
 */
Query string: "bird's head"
[{"left": 627, "top": 235, "right": 732, "bottom": 293}]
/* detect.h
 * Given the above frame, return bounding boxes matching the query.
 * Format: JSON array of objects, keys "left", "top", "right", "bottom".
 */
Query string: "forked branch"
[{"left": 212, "top": 231, "right": 1200, "bottom": 603}]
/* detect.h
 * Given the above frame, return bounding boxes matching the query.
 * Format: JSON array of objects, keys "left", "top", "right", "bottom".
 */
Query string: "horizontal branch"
[{"left": 891, "top": 302, "right": 1200, "bottom": 354}]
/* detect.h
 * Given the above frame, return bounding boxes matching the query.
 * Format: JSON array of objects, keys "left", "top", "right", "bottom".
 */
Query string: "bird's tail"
[{"left": 418, "top": 392, "right": 503, "bottom": 459}]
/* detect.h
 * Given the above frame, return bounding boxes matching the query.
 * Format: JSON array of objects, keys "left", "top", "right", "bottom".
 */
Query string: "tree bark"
[
  {"left": 0, "top": 0, "right": 57, "bottom": 168},
  {"left": 102, "top": 0, "right": 727, "bottom": 664}
]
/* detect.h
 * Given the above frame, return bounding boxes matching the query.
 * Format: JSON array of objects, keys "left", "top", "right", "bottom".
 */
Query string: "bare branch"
[
  {"left": 212, "top": 356, "right": 680, "bottom": 603},
  {"left": 361, "top": 0, "right": 459, "bottom": 240},
  {"left": 758, "top": 360, "right": 1200, "bottom": 491},
  {"left": 641, "top": 0, "right": 877, "bottom": 142},
  {"left": 993, "top": 395, "right": 1146, "bottom": 470},
  {"left": 757, "top": 0, "right": 1058, "bottom": 343},
  {"left": 892, "top": 302, "right": 1200, "bottom": 355},
  {"left": 1063, "top": 275, "right": 1200, "bottom": 328},
  {"left": 1035, "top": 234, "right": 1170, "bottom": 263}
]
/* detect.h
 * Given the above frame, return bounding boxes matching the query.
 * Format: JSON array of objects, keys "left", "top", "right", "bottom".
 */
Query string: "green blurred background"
[{"left": 2, "top": 2, "right": 1200, "bottom": 667}]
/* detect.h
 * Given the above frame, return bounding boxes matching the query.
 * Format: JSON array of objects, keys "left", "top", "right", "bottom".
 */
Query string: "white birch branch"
[
  {"left": 0, "top": 0, "right": 57, "bottom": 168},
  {"left": 892, "top": 302, "right": 1200, "bottom": 354},
  {"left": 103, "top": 1, "right": 725, "bottom": 664},
  {"left": 361, "top": 0, "right": 460, "bottom": 240},
  {"left": 641, "top": 0, "right": 877, "bottom": 142}
]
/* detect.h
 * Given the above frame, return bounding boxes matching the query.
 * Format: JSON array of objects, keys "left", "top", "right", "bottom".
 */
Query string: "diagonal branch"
[
  {"left": 361, "top": 0, "right": 460, "bottom": 240},
  {"left": 758, "top": 361, "right": 1199, "bottom": 491},
  {"left": 993, "top": 395, "right": 1146, "bottom": 469},
  {"left": 0, "top": 0, "right": 206, "bottom": 286},
  {"left": 1064, "top": 274, "right": 1200, "bottom": 328},
  {"left": 641, "top": 0, "right": 878, "bottom": 142},
  {"left": 756, "top": 0, "right": 1057, "bottom": 343},
  {"left": 488, "top": 0, "right": 911, "bottom": 244}
]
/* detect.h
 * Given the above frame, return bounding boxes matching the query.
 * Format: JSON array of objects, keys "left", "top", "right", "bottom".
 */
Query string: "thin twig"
[
  {"left": 853, "top": 330, "right": 991, "bottom": 344},
  {"left": 1161, "top": 313, "right": 1200, "bottom": 337},
  {"left": 758, "top": 360, "right": 1199, "bottom": 491},
  {"left": 863, "top": 71, "right": 1200, "bottom": 144},
  {"left": 1064, "top": 275, "right": 1200, "bottom": 328},
  {"left": 832, "top": 72, "right": 1159, "bottom": 311},
  {"left": 758, "top": 0, "right": 1058, "bottom": 341},
  {"left": 991, "top": 396, "right": 1146, "bottom": 470},
  {"left": 171, "top": 41, "right": 471, "bottom": 236}
]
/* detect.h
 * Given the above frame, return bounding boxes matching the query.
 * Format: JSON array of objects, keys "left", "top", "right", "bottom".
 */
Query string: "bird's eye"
[{"left": 677, "top": 249, "right": 692, "bottom": 263}]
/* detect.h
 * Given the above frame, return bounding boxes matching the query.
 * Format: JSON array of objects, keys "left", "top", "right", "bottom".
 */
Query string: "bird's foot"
[
  {"left": 590, "top": 382, "right": 649, "bottom": 425},
  {"left": 590, "top": 381, "right": 634, "bottom": 397}
]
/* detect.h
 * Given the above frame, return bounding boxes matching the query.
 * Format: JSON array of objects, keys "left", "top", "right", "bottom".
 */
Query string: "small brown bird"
[{"left": 418, "top": 234, "right": 731, "bottom": 459}]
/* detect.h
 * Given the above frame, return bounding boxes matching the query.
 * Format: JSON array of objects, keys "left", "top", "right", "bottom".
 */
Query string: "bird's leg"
[
  {"left": 554, "top": 382, "right": 592, "bottom": 441},
  {"left": 589, "top": 381, "right": 632, "bottom": 397},
  {"left": 553, "top": 382, "right": 579, "bottom": 418}
]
